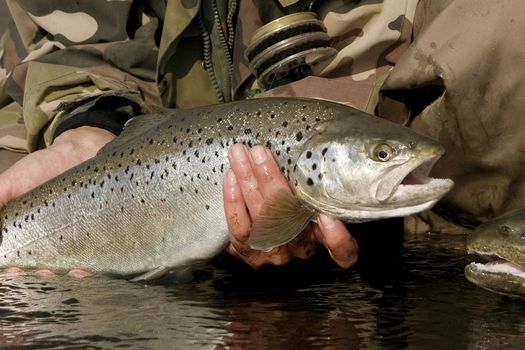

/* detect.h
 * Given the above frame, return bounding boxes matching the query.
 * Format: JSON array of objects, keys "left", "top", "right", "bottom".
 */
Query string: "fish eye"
[
  {"left": 499, "top": 225, "right": 512, "bottom": 235},
  {"left": 372, "top": 144, "right": 394, "bottom": 162}
]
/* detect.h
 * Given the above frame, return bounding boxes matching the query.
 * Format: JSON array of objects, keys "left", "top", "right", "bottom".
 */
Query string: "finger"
[
  {"left": 285, "top": 226, "right": 319, "bottom": 260},
  {"left": 228, "top": 144, "right": 264, "bottom": 216},
  {"left": 316, "top": 214, "right": 359, "bottom": 269},
  {"left": 223, "top": 169, "right": 252, "bottom": 243},
  {"left": 67, "top": 269, "right": 94, "bottom": 278},
  {"left": 250, "top": 146, "right": 290, "bottom": 198}
]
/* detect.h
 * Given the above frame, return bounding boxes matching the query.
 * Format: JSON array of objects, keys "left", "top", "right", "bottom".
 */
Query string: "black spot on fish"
[
  {"left": 125, "top": 166, "right": 130, "bottom": 174},
  {"left": 270, "top": 113, "right": 275, "bottom": 119},
  {"left": 205, "top": 205, "right": 210, "bottom": 210},
  {"left": 194, "top": 150, "right": 200, "bottom": 158},
  {"left": 173, "top": 136, "right": 178, "bottom": 143},
  {"left": 275, "top": 131, "right": 281, "bottom": 137},
  {"left": 266, "top": 141, "right": 272, "bottom": 149},
  {"left": 276, "top": 150, "right": 281, "bottom": 156},
  {"left": 136, "top": 159, "right": 142, "bottom": 166},
  {"left": 198, "top": 128, "right": 203, "bottom": 133},
  {"left": 318, "top": 173, "right": 323, "bottom": 180},
  {"left": 244, "top": 128, "right": 252, "bottom": 135},
  {"left": 149, "top": 139, "right": 154, "bottom": 144},
  {"left": 227, "top": 125, "right": 233, "bottom": 131},
  {"left": 188, "top": 141, "right": 193, "bottom": 148},
  {"left": 206, "top": 138, "right": 214, "bottom": 145},
  {"left": 91, "top": 192, "right": 95, "bottom": 199},
  {"left": 141, "top": 199, "right": 145, "bottom": 204},
  {"left": 286, "top": 147, "right": 291, "bottom": 153},
  {"left": 296, "top": 132, "right": 303, "bottom": 141},
  {"left": 322, "top": 148, "right": 328, "bottom": 156},
  {"left": 180, "top": 186, "right": 184, "bottom": 192},
  {"left": 195, "top": 189, "right": 199, "bottom": 194},
  {"left": 130, "top": 148, "right": 135, "bottom": 155},
  {"left": 100, "top": 180, "right": 105, "bottom": 188},
  {"left": 312, "top": 163, "right": 317, "bottom": 170},
  {"left": 307, "top": 178, "right": 314, "bottom": 186},
  {"left": 59, "top": 235, "right": 63, "bottom": 241},
  {"left": 186, "top": 128, "right": 191, "bottom": 133},
  {"left": 287, "top": 159, "right": 292, "bottom": 165},
  {"left": 306, "top": 151, "right": 312, "bottom": 159},
  {"left": 154, "top": 159, "right": 160, "bottom": 164},
  {"left": 282, "top": 121, "right": 288, "bottom": 127}
]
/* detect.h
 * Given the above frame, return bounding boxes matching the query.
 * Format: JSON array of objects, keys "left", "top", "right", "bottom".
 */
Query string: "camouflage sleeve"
[
  {"left": 232, "top": 0, "right": 418, "bottom": 113},
  {"left": 0, "top": 0, "right": 165, "bottom": 152}
]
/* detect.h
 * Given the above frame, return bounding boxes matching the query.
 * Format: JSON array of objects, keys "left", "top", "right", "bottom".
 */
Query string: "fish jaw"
[
  {"left": 465, "top": 208, "right": 525, "bottom": 298},
  {"left": 465, "top": 261, "right": 525, "bottom": 299},
  {"left": 376, "top": 154, "right": 454, "bottom": 207}
]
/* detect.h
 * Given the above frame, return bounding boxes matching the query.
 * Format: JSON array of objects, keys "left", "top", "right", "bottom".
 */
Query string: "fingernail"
[
  {"left": 319, "top": 214, "right": 336, "bottom": 230},
  {"left": 225, "top": 169, "right": 237, "bottom": 186},
  {"left": 229, "top": 143, "right": 248, "bottom": 162},
  {"left": 251, "top": 145, "right": 268, "bottom": 165}
]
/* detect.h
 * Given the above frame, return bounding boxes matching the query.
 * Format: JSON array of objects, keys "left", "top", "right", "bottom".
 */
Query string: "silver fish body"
[
  {"left": 0, "top": 98, "right": 453, "bottom": 278},
  {"left": 465, "top": 208, "right": 525, "bottom": 298}
]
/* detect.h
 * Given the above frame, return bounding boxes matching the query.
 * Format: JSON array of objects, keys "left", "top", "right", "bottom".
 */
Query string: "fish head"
[
  {"left": 467, "top": 209, "right": 525, "bottom": 269},
  {"left": 291, "top": 115, "right": 454, "bottom": 221},
  {"left": 465, "top": 209, "right": 525, "bottom": 298}
]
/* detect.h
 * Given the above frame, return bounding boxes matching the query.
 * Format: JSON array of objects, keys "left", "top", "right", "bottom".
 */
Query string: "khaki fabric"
[
  {"left": 379, "top": 0, "right": 525, "bottom": 233},
  {"left": 0, "top": 0, "right": 417, "bottom": 169}
]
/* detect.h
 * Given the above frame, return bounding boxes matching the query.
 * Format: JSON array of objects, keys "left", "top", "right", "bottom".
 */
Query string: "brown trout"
[
  {"left": 465, "top": 208, "right": 525, "bottom": 298},
  {"left": 0, "top": 98, "right": 453, "bottom": 280}
]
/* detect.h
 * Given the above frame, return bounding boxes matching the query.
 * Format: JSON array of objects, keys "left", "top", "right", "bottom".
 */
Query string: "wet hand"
[
  {"left": 0, "top": 126, "right": 115, "bottom": 208},
  {"left": 224, "top": 144, "right": 359, "bottom": 269}
]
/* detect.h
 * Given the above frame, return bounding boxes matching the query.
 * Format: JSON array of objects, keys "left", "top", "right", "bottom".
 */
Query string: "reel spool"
[{"left": 245, "top": 12, "right": 337, "bottom": 87}]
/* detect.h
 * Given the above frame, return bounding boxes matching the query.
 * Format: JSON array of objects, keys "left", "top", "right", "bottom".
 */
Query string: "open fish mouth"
[
  {"left": 379, "top": 155, "right": 454, "bottom": 203},
  {"left": 466, "top": 251, "right": 525, "bottom": 279}
]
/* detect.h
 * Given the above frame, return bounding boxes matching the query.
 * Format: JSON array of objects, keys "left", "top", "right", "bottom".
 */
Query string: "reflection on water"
[{"left": 1, "top": 222, "right": 525, "bottom": 349}]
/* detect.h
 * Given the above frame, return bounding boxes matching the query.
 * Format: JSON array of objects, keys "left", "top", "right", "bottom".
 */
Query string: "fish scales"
[
  {"left": 0, "top": 98, "right": 453, "bottom": 278},
  {"left": 0, "top": 99, "right": 337, "bottom": 275}
]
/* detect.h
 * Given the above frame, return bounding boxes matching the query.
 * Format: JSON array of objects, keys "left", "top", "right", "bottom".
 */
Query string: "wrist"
[{"left": 53, "top": 126, "right": 116, "bottom": 164}]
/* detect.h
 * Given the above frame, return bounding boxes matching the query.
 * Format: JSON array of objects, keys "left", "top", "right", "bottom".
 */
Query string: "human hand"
[
  {"left": 223, "top": 144, "right": 359, "bottom": 269},
  {"left": 0, "top": 126, "right": 116, "bottom": 208}
]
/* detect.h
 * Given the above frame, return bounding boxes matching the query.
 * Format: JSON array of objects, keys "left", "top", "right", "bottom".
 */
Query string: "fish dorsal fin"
[
  {"left": 249, "top": 191, "right": 316, "bottom": 250},
  {"left": 97, "top": 113, "right": 171, "bottom": 155}
]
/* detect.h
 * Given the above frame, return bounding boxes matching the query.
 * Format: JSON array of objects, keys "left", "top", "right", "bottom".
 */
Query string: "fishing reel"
[{"left": 245, "top": 11, "right": 337, "bottom": 87}]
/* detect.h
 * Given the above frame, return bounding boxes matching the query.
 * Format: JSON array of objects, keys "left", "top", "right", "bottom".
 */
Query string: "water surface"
[{"left": 1, "top": 223, "right": 524, "bottom": 349}]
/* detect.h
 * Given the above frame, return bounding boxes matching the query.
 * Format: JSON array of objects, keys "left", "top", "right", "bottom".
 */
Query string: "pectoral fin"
[
  {"left": 249, "top": 192, "right": 315, "bottom": 250},
  {"left": 130, "top": 266, "right": 169, "bottom": 282}
]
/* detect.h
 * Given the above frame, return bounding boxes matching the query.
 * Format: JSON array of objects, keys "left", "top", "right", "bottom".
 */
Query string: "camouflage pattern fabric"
[
  {"left": 0, "top": 0, "right": 416, "bottom": 155},
  {"left": 379, "top": 0, "right": 525, "bottom": 233}
]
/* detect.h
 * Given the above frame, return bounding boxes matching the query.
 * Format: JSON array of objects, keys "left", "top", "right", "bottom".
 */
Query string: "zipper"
[{"left": 198, "top": 0, "right": 237, "bottom": 103}]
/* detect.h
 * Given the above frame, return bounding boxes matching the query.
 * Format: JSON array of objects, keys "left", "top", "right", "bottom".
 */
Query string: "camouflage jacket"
[{"left": 0, "top": 0, "right": 417, "bottom": 153}]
